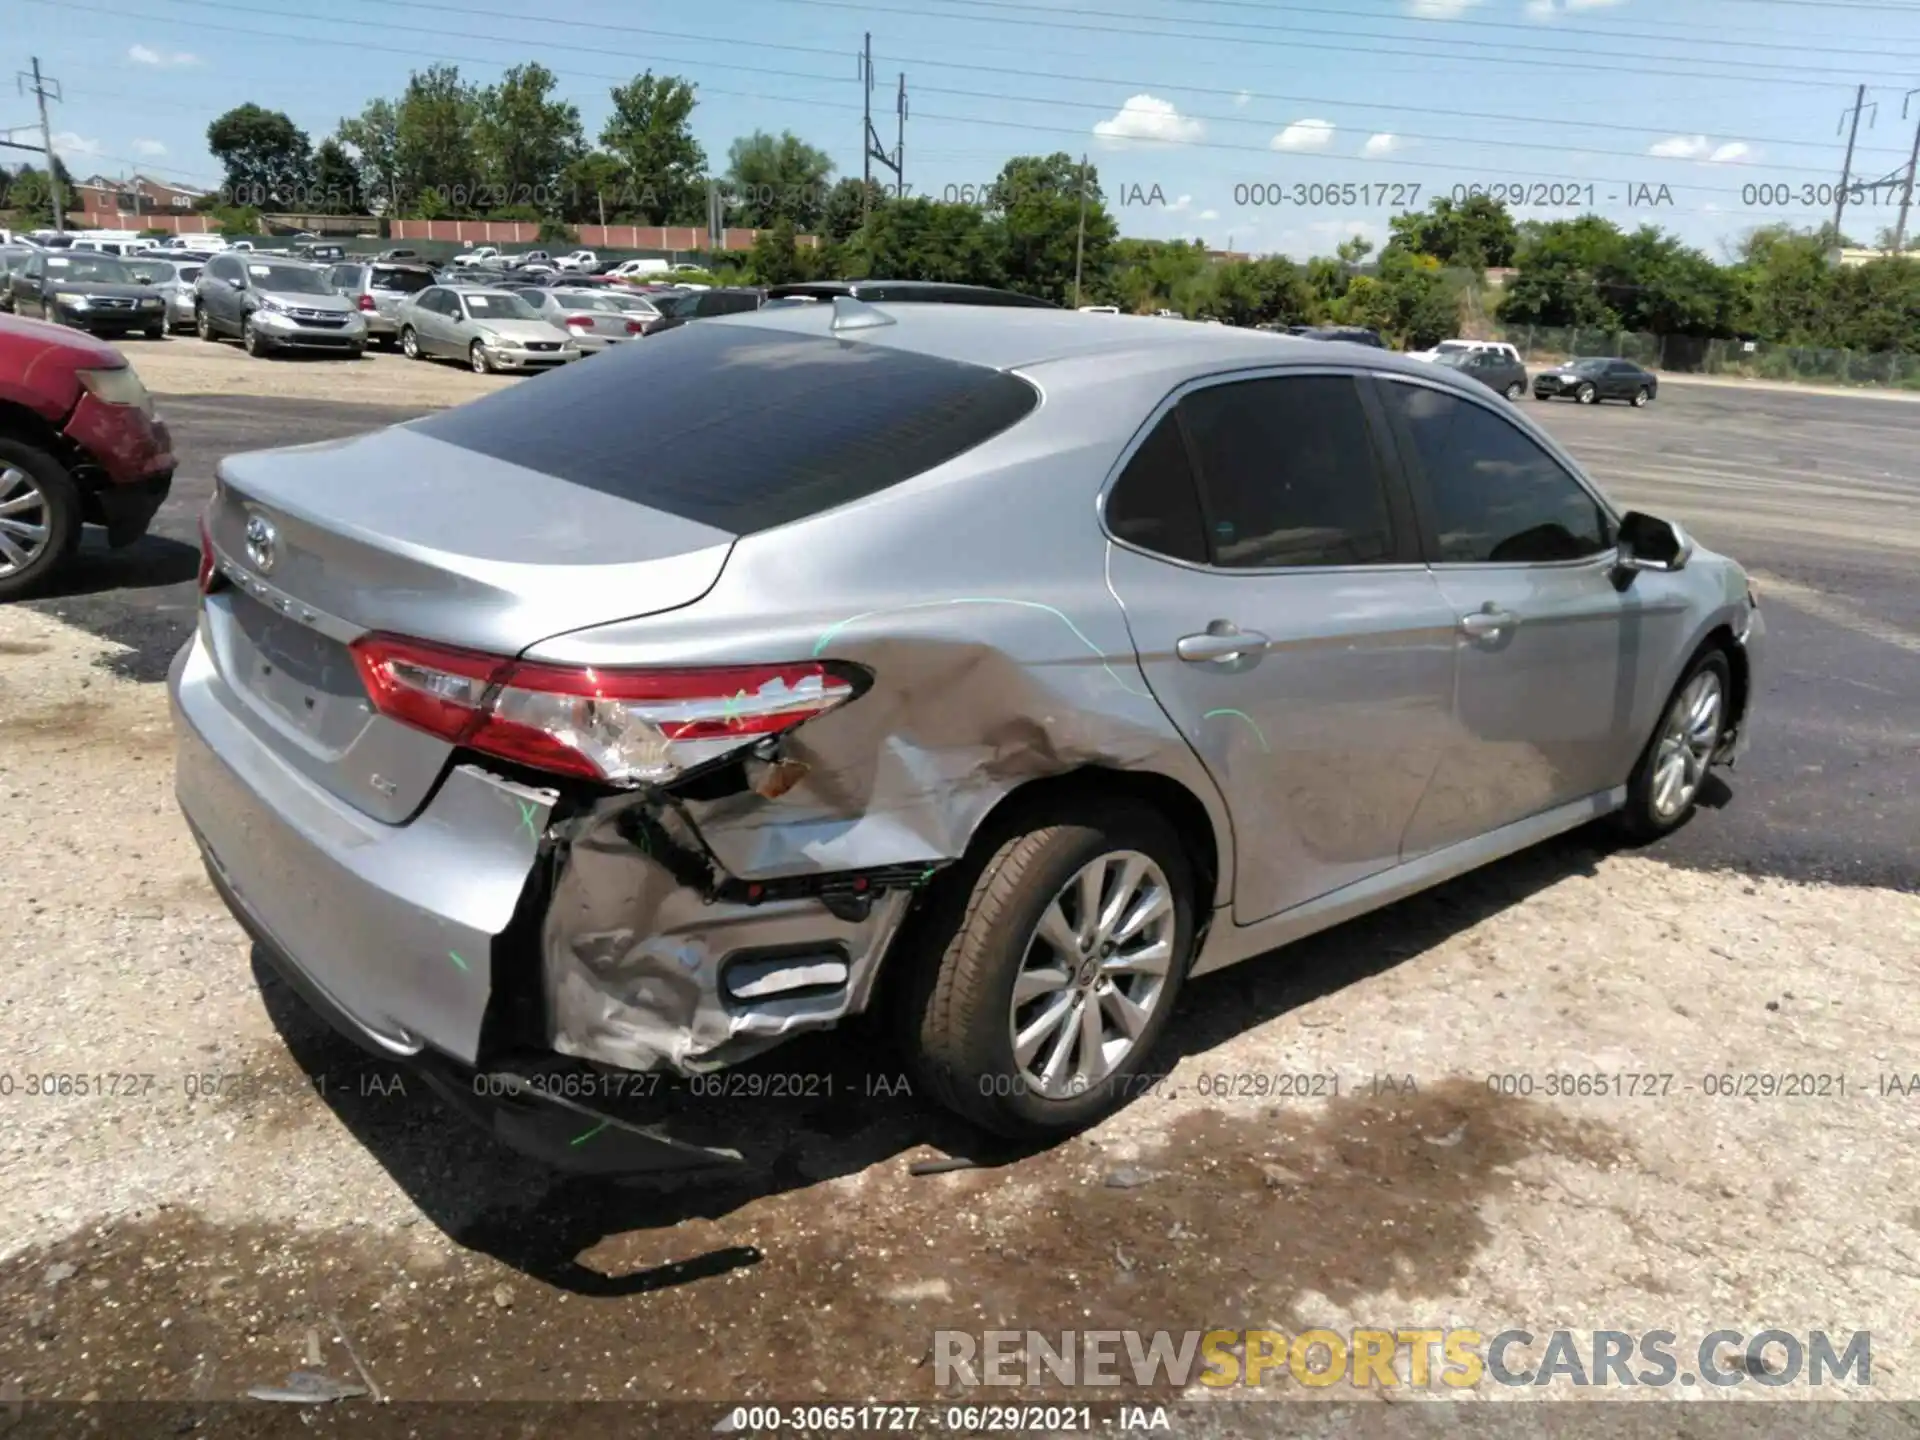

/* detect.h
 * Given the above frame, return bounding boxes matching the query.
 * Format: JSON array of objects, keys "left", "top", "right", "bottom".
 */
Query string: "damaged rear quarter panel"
[{"left": 520, "top": 368, "right": 1235, "bottom": 1074}]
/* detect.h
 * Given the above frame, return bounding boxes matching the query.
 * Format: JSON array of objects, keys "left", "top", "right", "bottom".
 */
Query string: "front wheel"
[
  {"left": 1615, "top": 649, "right": 1731, "bottom": 843},
  {"left": 401, "top": 326, "right": 422, "bottom": 360},
  {"left": 898, "top": 800, "right": 1194, "bottom": 1139},
  {"left": 241, "top": 316, "right": 266, "bottom": 357},
  {"left": 1632, "top": 387, "right": 1652, "bottom": 407},
  {"left": 469, "top": 340, "right": 493, "bottom": 374},
  {"left": 144, "top": 325, "right": 165, "bottom": 341},
  {"left": 1503, "top": 381, "right": 1524, "bottom": 400},
  {"left": 0, "top": 440, "right": 83, "bottom": 602},
  {"left": 1576, "top": 382, "right": 1598, "bottom": 404},
  {"left": 195, "top": 306, "right": 215, "bottom": 342}
]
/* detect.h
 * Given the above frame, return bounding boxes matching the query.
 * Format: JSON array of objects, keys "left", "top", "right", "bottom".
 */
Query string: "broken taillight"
[{"left": 348, "top": 634, "right": 862, "bottom": 785}]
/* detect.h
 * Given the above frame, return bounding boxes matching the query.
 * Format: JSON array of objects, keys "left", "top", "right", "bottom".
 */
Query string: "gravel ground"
[
  {"left": 116, "top": 333, "right": 517, "bottom": 406},
  {"left": 2, "top": 598, "right": 1918, "bottom": 1424}
]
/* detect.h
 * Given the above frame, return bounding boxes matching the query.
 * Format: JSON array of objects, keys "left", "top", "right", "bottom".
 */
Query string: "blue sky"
[{"left": 12, "top": 0, "right": 1920, "bottom": 258}]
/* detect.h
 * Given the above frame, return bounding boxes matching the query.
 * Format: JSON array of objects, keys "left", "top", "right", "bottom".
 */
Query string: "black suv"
[
  {"left": 1280, "top": 324, "right": 1386, "bottom": 348},
  {"left": 764, "top": 280, "right": 1056, "bottom": 308}
]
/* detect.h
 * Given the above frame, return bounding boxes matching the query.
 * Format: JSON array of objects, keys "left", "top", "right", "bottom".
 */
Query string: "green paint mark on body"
[
  {"left": 570, "top": 1120, "right": 610, "bottom": 1147},
  {"left": 448, "top": 951, "right": 470, "bottom": 972},
  {"left": 1203, "top": 707, "right": 1271, "bottom": 753},
  {"left": 517, "top": 799, "right": 541, "bottom": 844}
]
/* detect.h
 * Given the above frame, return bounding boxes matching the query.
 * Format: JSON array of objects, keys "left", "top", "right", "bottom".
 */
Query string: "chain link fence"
[{"left": 1490, "top": 324, "right": 1920, "bottom": 389}]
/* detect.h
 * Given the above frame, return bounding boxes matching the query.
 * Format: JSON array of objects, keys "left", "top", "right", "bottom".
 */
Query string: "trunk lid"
[
  {"left": 557, "top": 303, "right": 631, "bottom": 339},
  {"left": 204, "top": 424, "right": 735, "bottom": 821}
]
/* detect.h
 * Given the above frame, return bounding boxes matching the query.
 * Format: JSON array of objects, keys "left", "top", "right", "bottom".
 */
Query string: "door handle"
[
  {"left": 1459, "top": 606, "right": 1518, "bottom": 638},
  {"left": 1177, "top": 628, "right": 1268, "bottom": 663}
]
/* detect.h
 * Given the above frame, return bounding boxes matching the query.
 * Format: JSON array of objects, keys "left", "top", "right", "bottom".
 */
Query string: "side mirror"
[
  {"left": 227, "top": 275, "right": 245, "bottom": 289},
  {"left": 1615, "top": 510, "right": 1693, "bottom": 575}
]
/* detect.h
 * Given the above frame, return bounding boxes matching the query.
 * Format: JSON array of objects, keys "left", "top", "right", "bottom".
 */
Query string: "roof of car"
[
  {"left": 765, "top": 280, "right": 1053, "bottom": 306},
  {"left": 709, "top": 303, "right": 1464, "bottom": 390}
]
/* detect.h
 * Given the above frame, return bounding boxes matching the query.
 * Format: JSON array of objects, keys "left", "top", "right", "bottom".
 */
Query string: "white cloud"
[
  {"left": 1233, "top": 91, "right": 1252, "bottom": 109},
  {"left": 1647, "top": 135, "right": 1755, "bottom": 164},
  {"left": 1163, "top": 194, "right": 1194, "bottom": 214},
  {"left": 51, "top": 131, "right": 102, "bottom": 160},
  {"left": 1272, "top": 118, "right": 1335, "bottom": 151},
  {"left": 129, "top": 43, "right": 201, "bottom": 66},
  {"left": 1406, "top": 0, "right": 1483, "bottom": 16},
  {"left": 1649, "top": 135, "right": 1711, "bottom": 159},
  {"left": 133, "top": 138, "right": 168, "bottom": 157},
  {"left": 1093, "top": 94, "right": 1205, "bottom": 148},
  {"left": 1526, "top": 0, "right": 1624, "bottom": 17},
  {"left": 1361, "top": 132, "right": 1402, "bottom": 157},
  {"left": 1198, "top": 208, "right": 1220, "bottom": 220}
]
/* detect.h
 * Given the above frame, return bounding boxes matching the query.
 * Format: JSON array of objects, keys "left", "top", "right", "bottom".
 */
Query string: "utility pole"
[
  {"left": 18, "top": 57, "right": 65, "bottom": 232},
  {"left": 1833, "top": 84, "right": 1874, "bottom": 244},
  {"left": 895, "top": 72, "right": 907, "bottom": 199},
  {"left": 1895, "top": 89, "right": 1920, "bottom": 255},
  {"left": 1071, "top": 153, "right": 1089, "bottom": 308},
  {"left": 858, "top": 33, "right": 902, "bottom": 226}
]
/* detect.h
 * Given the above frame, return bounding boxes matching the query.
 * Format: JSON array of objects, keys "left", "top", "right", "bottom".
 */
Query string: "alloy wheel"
[
  {"left": 1577, "top": 383, "right": 1597, "bottom": 404},
  {"left": 195, "top": 307, "right": 212, "bottom": 341},
  {"left": 1650, "top": 670, "right": 1723, "bottom": 821},
  {"left": 470, "top": 341, "right": 489, "bottom": 374},
  {"left": 1504, "top": 382, "right": 1524, "bottom": 400},
  {"left": 402, "top": 328, "right": 419, "bottom": 359},
  {"left": 0, "top": 465, "right": 51, "bottom": 579},
  {"left": 242, "top": 318, "right": 260, "bottom": 356},
  {"left": 1633, "top": 388, "right": 1651, "bottom": 407},
  {"left": 1008, "top": 850, "right": 1174, "bottom": 1100}
]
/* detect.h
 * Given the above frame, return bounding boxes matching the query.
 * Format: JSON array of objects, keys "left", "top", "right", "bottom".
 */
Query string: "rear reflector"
[
  {"left": 348, "top": 634, "right": 863, "bottom": 785},
  {"left": 626, "top": 319, "right": 645, "bottom": 334},
  {"left": 196, "top": 512, "right": 218, "bottom": 594},
  {"left": 565, "top": 315, "right": 594, "bottom": 329}
]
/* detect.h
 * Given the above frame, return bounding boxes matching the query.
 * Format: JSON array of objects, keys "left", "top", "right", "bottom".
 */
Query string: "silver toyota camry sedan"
[{"left": 171, "top": 301, "right": 1762, "bottom": 1170}]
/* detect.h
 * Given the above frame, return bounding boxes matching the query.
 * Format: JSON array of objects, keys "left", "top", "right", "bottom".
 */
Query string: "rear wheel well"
[{"left": 0, "top": 399, "right": 68, "bottom": 458}]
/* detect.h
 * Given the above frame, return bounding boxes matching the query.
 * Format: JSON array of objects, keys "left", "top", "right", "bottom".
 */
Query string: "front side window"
[
  {"left": 1177, "top": 374, "right": 1396, "bottom": 569},
  {"left": 1378, "top": 380, "right": 1611, "bottom": 565}
]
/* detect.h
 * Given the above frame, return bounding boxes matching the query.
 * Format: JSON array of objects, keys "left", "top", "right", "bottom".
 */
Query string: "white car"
[
  {"left": 609, "top": 259, "right": 671, "bottom": 279},
  {"left": 453, "top": 246, "right": 503, "bottom": 266},
  {"left": 554, "top": 250, "right": 598, "bottom": 272},
  {"left": 1077, "top": 304, "right": 1120, "bottom": 314},
  {"left": 1408, "top": 338, "right": 1523, "bottom": 365}
]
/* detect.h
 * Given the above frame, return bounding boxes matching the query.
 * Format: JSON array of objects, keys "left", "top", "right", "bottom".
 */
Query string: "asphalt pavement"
[{"left": 26, "top": 381, "right": 1918, "bottom": 891}]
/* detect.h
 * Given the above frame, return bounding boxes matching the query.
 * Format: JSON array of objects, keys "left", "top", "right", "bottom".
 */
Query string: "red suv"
[{"left": 0, "top": 313, "right": 175, "bottom": 599}]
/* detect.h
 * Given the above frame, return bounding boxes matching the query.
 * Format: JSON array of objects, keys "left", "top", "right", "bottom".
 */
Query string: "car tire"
[
  {"left": 469, "top": 340, "right": 493, "bottom": 374},
  {"left": 401, "top": 326, "right": 422, "bottom": 360},
  {"left": 1576, "top": 382, "right": 1598, "bottom": 404},
  {"left": 897, "top": 798, "right": 1194, "bottom": 1140},
  {"left": 144, "top": 325, "right": 165, "bottom": 341},
  {"left": 1614, "top": 648, "right": 1732, "bottom": 844},
  {"left": 195, "top": 306, "right": 216, "bottom": 342},
  {"left": 1503, "top": 381, "right": 1524, "bottom": 400},
  {"left": 0, "top": 439, "right": 83, "bottom": 602},
  {"left": 241, "top": 316, "right": 267, "bottom": 358},
  {"left": 1632, "top": 386, "right": 1652, "bottom": 407}
]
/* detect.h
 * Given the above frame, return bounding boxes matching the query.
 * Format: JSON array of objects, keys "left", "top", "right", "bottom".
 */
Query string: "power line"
[
  {"left": 59, "top": 0, "right": 1920, "bottom": 162},
  {"left": 37, "top": 0, "right": 1905, "bottom": 185}
]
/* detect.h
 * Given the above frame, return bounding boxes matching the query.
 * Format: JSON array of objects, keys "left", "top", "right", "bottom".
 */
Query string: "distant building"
[
  {"left": 1206, "top": 249, "right": 1253, "bottom": 264},
  {"left": 73, "top": 173, "right": 210, "bottom": 220},
  {"left": 1829, "top": 246, "right": 1917, "bottom": 267}
]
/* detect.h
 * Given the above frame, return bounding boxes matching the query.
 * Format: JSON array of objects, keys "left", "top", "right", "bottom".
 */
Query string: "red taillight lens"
[
  {"left": 625, "top": 319, "right": 645, "bottom": 334},
  {"left": 565, "top": 314, "right": 594, "bottom": 329},
  {"left": 356, "top": 294, "right": 376, "bottom": 311},
  {"left": 196, "top": 513, "right": 218, "bottom": 594},
  {"left": 348, "top": 634, "right": 861, "bottom": 785}
]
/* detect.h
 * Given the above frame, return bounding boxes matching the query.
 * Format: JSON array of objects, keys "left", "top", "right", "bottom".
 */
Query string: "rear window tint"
[
  {"left": 371, "top": 266, "right": 433, "bottom": 293},
  {"left": 694, "top": 291, "right": 762, "bottom": 316},
  {"left": 408, "top": 322, "right": 1039, "bottom": 533}
]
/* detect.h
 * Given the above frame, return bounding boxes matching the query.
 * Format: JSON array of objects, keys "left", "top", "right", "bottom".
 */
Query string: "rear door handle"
[
  {"left": 1459, "top": 607, "right": 1518, "bottom": 638},
  {"left": 1177, "top": 628, "right": 1268, "bottom": 663}
]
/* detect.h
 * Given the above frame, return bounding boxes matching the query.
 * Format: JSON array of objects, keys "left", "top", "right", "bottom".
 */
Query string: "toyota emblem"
[{"left": 244, "top": 514, "right": 277, "bottom": 574}]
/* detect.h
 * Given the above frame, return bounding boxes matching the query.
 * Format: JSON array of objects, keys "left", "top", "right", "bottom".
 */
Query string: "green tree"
[
  {"left": 471, "top": 63, "right": 585, "bottom": 216},
  {"left": 600, "top": 72, "right": 706, "bottom": 224},
  {"left": 1203, "top": 255, "right": 1312, "bottom": 327},
  {"left": 843, "top": 197, "right": 1007, "bottom": 285},
  {"left": 1335, "top": 234, "right": 1374, "bottom": 266},
  {"left": 724, "top": 130, "right": 834, "bottom": 231},
  {"left": 336, "top": 98, "right": 398, "bottom": 213},
  {"left": 748, "top": 215, "right": 801, "bottom": 285},
  {"left": 821, "top": 176, "right": 887, "bottom": 244},
  {"left": 1598, "top": 226, "right": 1736, "bottom": 336},
  {"left": 4, "top": 166, "right": 55, "bottom": 223},
  {"left": 1388, "top": 194, "right": 1517, "bottom": 269},
  {"left": 1336, "top": 250, "right": 1459, "bottom": 347},
  {"left": 988, "top": 152, "right": 1115, "bottom": 305},
  {"left": 559, "top": 151, "right": 632, "bottom": 225},
  {"left": 394, "top": 65, "right": 478, "bottom": 216},
  {"left": 1496, "top": 214, "right": 1624, "bottom": 328},
  {"left": 310, "top": 137, "right": 361, "bottom": 214},
  {"left": 1730, "top": 225, "right": 1836, "bottom": 344},
  {"left": 206, "top": 103, "right": 315, "bottom": 210}
]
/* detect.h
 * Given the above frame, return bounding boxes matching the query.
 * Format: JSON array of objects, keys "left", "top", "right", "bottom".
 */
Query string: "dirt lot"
[
  {"left": 117, "top": 332, "right": 517, "bottom": 406},
  {"left": 2, "top": 349, "right": 1918, "bottom": 1433}
]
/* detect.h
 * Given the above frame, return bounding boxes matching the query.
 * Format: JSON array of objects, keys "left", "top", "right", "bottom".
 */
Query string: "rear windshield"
[
  {"left": 371, "top": 265, "right": 433, "bottom": 293},
  {"left": 555, "top": 292, "right": 622, "bottom": 312},
  {"left": 694, "top": 290, "right": 762, "bottom": 316},
  {"left": 408, "top": 322, "right": 1040, "bottom": 533}
]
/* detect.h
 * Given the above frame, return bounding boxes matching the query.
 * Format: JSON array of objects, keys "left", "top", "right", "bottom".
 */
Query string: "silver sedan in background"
[
  {"left": 509, "top": 285, "right": 645, "bottom": 352},
  {"left": 395, "top": 284, "right": 579, "bottom": 373},
  {"left": 126, "top": 256, "right": 204, "bottom": 332},
  {"left": 171, "top": 304, "right": 1761, "bottom": 1173}
]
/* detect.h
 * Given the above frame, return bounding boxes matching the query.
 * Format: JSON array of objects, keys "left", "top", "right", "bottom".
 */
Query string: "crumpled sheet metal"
[{"left": 542, "top": 796, "right": 912, "bottom": 1073}]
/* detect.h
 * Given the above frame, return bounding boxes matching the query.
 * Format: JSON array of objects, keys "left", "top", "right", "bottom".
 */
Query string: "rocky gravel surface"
[{"left": 2, "top": 598, "right": 1917, "bottom": 1432}]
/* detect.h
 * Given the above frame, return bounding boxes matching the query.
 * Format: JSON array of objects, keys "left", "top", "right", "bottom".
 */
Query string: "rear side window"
[
  {"left": 371, "top": 266, "right": 432, "bottom": 293},
  {"left": 1378, "top": 380, "right": 1611, "bottom": 564},
  {"left": 409, "top": 323, "right": 1040, "bottom": 533},
  {"left": 1177, "top": 375, "right": 1396, "bottom": 569},
  {"left": 1105, "top": 412, "right": 1207, "bottom": 565}
]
